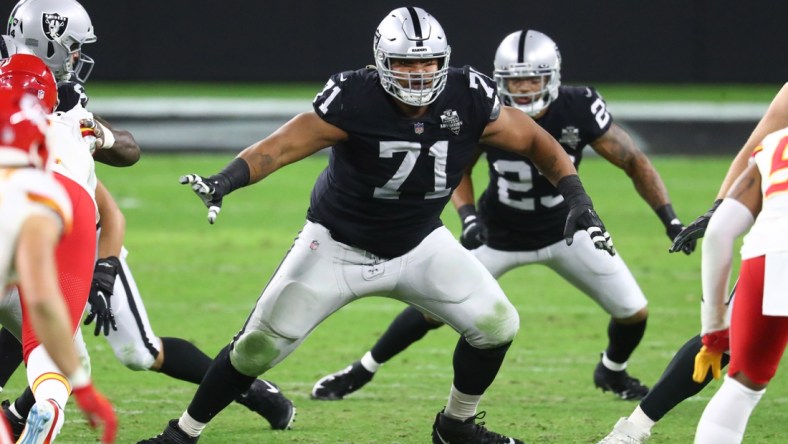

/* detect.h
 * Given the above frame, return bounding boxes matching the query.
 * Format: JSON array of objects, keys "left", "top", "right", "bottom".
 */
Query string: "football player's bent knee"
[
  {"left": 115, "top": 344, "right": 156, "bottom": 371},
  {"left": 615, "top": 306, "right": 648, "bottom": 324},
  {"left": 465, "top": 301, "right": 520, "bottom": 348},
  {"left": 230, "top": 330, "right": 283, "bottom": 376}
]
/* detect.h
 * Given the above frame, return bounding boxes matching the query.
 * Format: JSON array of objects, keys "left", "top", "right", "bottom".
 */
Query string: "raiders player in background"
[
  {"left": 311, "top": 29, "right": 694, "bottom": 404},
  {"left": 140, "top": 7, "right": 615, "bottom": 444},
  {"left": 0, "top": 0, "right": 296, "bottom": 438}
]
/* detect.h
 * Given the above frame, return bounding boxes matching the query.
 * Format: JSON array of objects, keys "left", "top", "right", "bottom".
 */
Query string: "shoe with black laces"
[
  {"left": 235, "top": 379, "right": 296, "bottom": 430},
  {"left": 431, "top": 410, "right": 524, "bottom": 444},
  {"left": 311, "top": 361, "right": 374, "bottom": 400},
  {"left": 137, "top": 419, "right": 198, "bottom": 444},
  {"left": 2, "top": 399, "right": 26, "bottom": 440},
  {"left": 593, "top": 361, "right": 649, "bottom": 401}
]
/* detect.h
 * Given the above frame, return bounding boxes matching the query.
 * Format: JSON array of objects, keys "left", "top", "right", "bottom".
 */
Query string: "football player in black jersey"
[
  {"left": 140, "top": 8, "right": 615, "bottom": 444},
  {"left": 310, "top": 29, "right": 694, "bottom": 406},
  {"left": 0, "top": 0, "right": 295, "bottom": 438}
]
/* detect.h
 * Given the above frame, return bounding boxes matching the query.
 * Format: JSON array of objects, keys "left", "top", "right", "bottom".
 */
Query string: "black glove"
[
  {"left": 564, "top": 205, "right": 615, "bottom": 256},
  {"left": 179, "top": 158, "right": 250, "bottom": 225},
  {"left": 657, "top": 204, "right": 695, "bottom": 255},
  {"left": 85, "top": 256, "right": 120, "bottom": 336},
  {"left": 458, "top": 205, "right": 484, "bottom": 250},
  {"left": 179, "top": 173, "right": 227, "bottom": 224},
  {"left": 669, "top": 199, "right": 722, "bottom": 254},
  {"left": 557, "top": 175, "right": 615, "bottom": 256}
]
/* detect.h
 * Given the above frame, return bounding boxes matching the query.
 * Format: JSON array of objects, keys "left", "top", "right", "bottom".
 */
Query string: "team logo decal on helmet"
[{"left": 42, "top": 13, "right": 68, "bottom": 42}]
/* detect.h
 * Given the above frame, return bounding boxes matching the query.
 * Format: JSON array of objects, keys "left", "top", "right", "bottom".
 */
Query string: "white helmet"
[
  {"left": 493, "top": 30, "right": 561, "bottom": 116},
  {"left": 373, "top": 7, "right": 451, "bottom": 107},
  {"left": 7, "top": 0, "right": 97, "bottom": 82}
]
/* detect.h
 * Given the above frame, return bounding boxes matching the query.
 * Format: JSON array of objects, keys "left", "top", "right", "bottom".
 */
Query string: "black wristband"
[
  {"left": 457, "top": 204, "right": 477, "bottom": 226},
  {"left": 655, "top": 204, "right": 679, "bottom": 228},
  {"left": 556, "top": 175, "right": 592, "bottom": 208},
  {"left": 214, "top": 157, "right": 250, "bottom": 195}
]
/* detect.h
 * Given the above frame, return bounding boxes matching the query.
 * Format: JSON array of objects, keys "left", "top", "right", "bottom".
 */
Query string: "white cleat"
[
  {"left": 17, "top": 400, "right": 64, "bottom": 444},
  {"left": 598, "top": 417, "right": 651, "bottom": 444}
]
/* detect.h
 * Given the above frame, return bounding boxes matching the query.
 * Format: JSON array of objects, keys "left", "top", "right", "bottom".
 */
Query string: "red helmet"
[
  {"left": 0, "top": 54, "right": 58, "bottom": 112},
  {"left": 0, "top": 90, "right": 50, "bottom": 168}
]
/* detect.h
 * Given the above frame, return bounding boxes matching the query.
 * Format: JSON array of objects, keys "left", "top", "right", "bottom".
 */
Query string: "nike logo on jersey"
[
  {"left": 262, "top": 380, "right": 280, "bottom": 394},
  {"left": 340, "top": 73, "right": 347, "bottom": 82}
]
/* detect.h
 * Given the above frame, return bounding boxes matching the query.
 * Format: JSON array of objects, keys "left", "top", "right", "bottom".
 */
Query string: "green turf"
[
  {"left": 11, "top": 154, "right": 786, "bottom": 443},
  {"left": 84, "top": 82, "right": 783, "bottom": 103}
]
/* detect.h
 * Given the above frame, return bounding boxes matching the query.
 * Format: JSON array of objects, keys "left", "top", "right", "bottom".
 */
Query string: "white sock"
[
  {"left": 178, "top": 412, "right": 206, "bottom": 438},
  {"left": 444, "top": 385, "right": 481, "bottom": 421},
  {"left": 7, "top": 404, "right": 22, "bottom": 420},
  {"left": 695, "top": 376, "right": 764, "bottom": 444},
  {"left": 602, "top": 351, "right": 627, "bottom": 371},
  {"left": 627, "top": 406, "right": 656, "bottom": 433},
  {"left": 360, "top": 351, "right": 381, "bottom": 373}
]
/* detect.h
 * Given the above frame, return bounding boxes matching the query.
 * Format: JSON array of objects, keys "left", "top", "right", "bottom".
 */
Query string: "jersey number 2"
[{"left": 374, "top": 141, "right": 450, "bottom": 199}]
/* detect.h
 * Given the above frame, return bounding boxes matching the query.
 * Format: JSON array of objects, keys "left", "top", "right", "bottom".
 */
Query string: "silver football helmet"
[
  {"left": 373, "top": 7, "right": 450, "bottom": 107},
  {"left": 7, "top": 0, "right": 97, "bottom": 82},
  {"left": 493, "top": 30, "right": 561, "bottom": 116}
]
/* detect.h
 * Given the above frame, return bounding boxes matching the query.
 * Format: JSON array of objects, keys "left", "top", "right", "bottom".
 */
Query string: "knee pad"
[
  {"left": 466, "top": 301, "right": 520, "bottom": 348},
  {"left": 115, "top": 344, "right": 157, "bottom": 371},
  {"left": 229, "top": 331, "right": 281, "bottom": 376}
]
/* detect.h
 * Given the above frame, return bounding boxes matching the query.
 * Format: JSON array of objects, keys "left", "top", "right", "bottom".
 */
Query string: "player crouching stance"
[
  {"left": 0, "top": 86, "right": 116, "bottom": 443},
  {"left": 140, "top": 6, "right": 614, "bottom": 444}
]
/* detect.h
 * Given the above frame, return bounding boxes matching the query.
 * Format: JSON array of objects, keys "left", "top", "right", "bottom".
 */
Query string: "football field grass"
[{"left": 13, "top": 154, "right": 786, "bottom": 443}]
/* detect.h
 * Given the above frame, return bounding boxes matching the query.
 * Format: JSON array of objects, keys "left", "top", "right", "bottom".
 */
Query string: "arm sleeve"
[{"left": 700, "top": 197, "right": 754, "bottom": 334}]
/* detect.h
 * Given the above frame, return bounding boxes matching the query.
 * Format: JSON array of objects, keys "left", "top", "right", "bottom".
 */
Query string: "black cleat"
[
  {"left": 236, "top": 379, "right": 296, "bottom": 430},
  {"left": 593, "top": 362, "right": 649, "bottom": 401},
  {"left": 137, "top": 419, "right": 198, "bottom": 444},
  {"left": 2, "top": 399, "right": 25, "bottom": 441},
  {"left": 311, "top": 361, "right": 374, "bottom": 400},
  {"left": 431, "top": 410, "right": 524, "bottom": 444}
]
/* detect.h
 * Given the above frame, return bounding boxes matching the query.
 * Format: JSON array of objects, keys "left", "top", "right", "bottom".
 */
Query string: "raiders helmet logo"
[{"left": 42, "top": 13, "right": 68, "bottom": 41}]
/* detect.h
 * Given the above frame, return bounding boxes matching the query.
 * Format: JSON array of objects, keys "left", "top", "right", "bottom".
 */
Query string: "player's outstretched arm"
[
  {"left": 182, "top": 111, "right": 347, "bottom": 224},
  {"left": 481, "top": 106, "right": 614, "bottom": 255},
  {"left": 591, "top": 124, "right": 693, "bottom": 253},
  {"left": 694, "top": 164, "right": 760, "bottom": 382},
  {"left": 672, "top": 82, "right": 788, "bottom": 253}
]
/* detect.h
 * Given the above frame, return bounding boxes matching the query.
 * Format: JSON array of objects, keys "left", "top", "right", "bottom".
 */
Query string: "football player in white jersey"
[
  {"left": 0, "top": 52, "right": 108, "bottom": 443},
  {"left": 692, "top": 126, "right": 788, "bottom": 443},
  {"left": 598, "top": 83, "right": 788, "bottom": 444},
  {"left": 140, "top": 7, "right": 614, "bottom": 444},
  {"left": 312, "top": 29, "right": 688, "bottom": 404},
  {"left": 0, "top": 0, "right": 296, "bottom": 437},
  {"left": 0, "top": 88, "right": 116, "bottom": 443}
]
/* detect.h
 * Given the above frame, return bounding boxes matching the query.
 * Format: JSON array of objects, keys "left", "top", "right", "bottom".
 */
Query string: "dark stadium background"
[
  {"left": 49, "top": 1, "right": 788, "bottom": 153},
  {"left": 76, "top": 0, "right": 785, "bottom": 84}
]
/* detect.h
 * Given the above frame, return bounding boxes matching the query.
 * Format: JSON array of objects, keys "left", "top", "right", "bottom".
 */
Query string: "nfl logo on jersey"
[{"left": 414, "top": 122, "right": 424, "bottom": 135}]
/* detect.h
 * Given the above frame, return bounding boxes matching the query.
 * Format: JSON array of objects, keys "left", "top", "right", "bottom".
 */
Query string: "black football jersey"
[
  {"left": 479, "top": 85, "right": 612, "bottom": 251},
  {"left": 308, "top": 66, "right": 500, "bottom": 258},
  {"left": 56, "top": 81, "right": 89, "bottom": 113}
]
